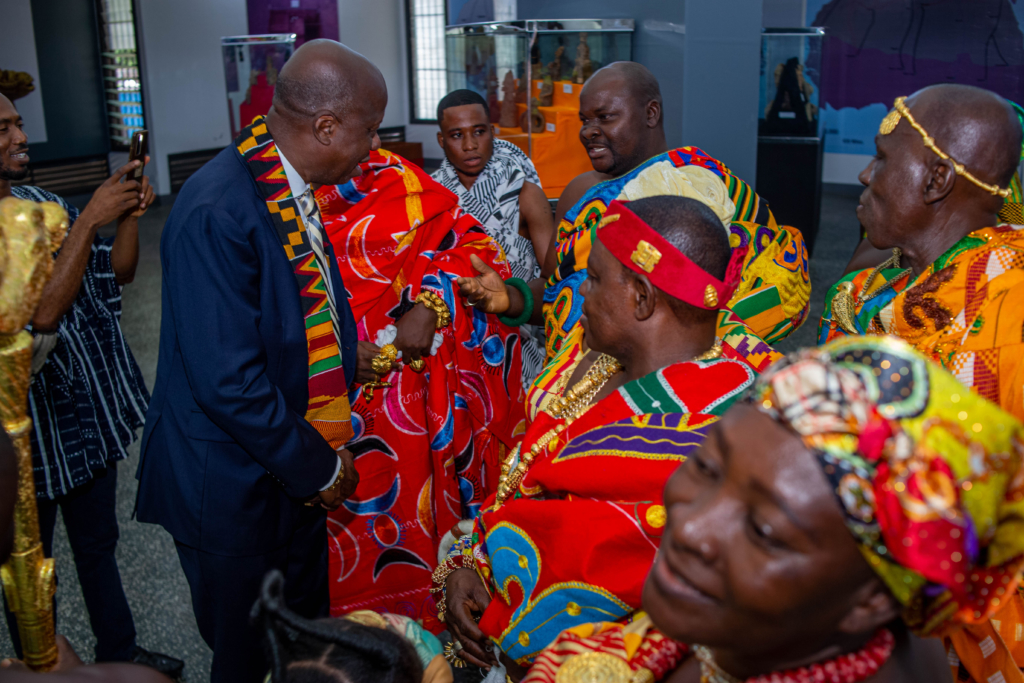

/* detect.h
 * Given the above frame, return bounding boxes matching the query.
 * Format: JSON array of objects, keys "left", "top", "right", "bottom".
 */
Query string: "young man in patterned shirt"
[
  {"left": 432, "top": 89, "right": 555, "bottom": 387},
  {"left": 0, "top": 93, "right": 182, "bottom": 678}
]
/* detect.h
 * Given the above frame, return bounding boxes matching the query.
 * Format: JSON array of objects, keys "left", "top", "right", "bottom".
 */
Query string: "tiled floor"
[{"left": 0, "top": 184, "right": 864, "bottom": 680}]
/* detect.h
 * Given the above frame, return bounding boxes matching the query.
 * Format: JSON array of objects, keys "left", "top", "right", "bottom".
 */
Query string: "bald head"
[
  {"left": 583, "top": 62, "right": 663, "bottom": 127},
  {"left": 265, "top": 40, "right": 387, "bottom": 188},
  {"left": 906, "top": 84, "right": 1021, "bottom": 188},
  {"left": 857, "top": 84, "right": 1023, "bottom": 273},
  {"left": 577, "top": 61, "right": 667, "bottom": 176},
  {"left": 274, "top": 39, "right": 385, "bottom": 118}
]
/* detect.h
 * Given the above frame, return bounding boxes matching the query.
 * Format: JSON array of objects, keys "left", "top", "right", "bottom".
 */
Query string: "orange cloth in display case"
[{"left": 495, "top": 80, "right": 592, "bottom": 199}]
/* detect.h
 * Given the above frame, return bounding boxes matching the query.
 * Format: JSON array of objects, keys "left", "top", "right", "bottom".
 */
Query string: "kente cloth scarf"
[
  {"left": 522, "top": 613, "right": 687, "bottom": 683},
  {"left": 235, "top": 117, "right": 353, "bottom": 448},
  {"left": 542, "top": 147, "right": 811, "bottom": 362},
  {"left": 818, "top": 224, "right": 1024, "bottom": 422},
  {"left": 432, "top": 139, "right": 546, "bottom": 390},
  {"left": 314, "top": 150, "right": 526, "bottom": 633},
  {"left": 469, "top": 358, "right": 755, "bottom": 664},
  {"left": 750, "top": 335, "right": 1024, "bottom": 683}
]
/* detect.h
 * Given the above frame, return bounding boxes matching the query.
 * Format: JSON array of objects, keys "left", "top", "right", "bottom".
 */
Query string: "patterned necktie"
[{"left": 295, "top": 188, "right": 345, "bottom": 352}]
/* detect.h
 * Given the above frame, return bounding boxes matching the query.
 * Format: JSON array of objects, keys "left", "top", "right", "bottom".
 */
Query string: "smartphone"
[{"left": 128, "top": 130, "right": 148, "bottom": 182}]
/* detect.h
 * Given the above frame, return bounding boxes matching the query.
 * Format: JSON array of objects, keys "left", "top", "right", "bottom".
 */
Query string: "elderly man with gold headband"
[
  {"left": 435, "top": 195, "right": 764, "bottom": 677},
  {"left": 819, "top": 83, "right": 1024, "bottom": 680},
  {"left": 820, "top": 84, "right": 1024, "bottom": 416}
]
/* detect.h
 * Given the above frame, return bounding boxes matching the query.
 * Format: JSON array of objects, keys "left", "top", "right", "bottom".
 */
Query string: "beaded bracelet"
[
  {"left": 498, "top": 277, "right": 533, "bottom": 327},
  {"left": 429, "top": 536, "right": 475, "bottom": 623}
]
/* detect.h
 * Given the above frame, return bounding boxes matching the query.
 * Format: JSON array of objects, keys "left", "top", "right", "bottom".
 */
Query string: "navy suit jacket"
[{"left": 136, "top": 145, "right": 358, "bottom": 556}]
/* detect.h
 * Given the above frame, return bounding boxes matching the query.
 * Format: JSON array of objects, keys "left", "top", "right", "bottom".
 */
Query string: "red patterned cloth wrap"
[
  {"left": 598, "top": 199, "right": 746, "bottom": 309},
  {"left": 750, "top": 336, "right": 1024, "bottom": 683},
  {"left": 315, "top": 150, "right": 527, "bottom": 632},
  {"left": 471, "top": 358, "right": 756, "bottom": 664},
  {"left": 522, "top": 612, "right": 687, "bottom": 683}
]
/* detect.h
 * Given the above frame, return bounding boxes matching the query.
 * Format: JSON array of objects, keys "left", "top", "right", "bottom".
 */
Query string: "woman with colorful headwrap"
[{"left": 525, "top": 336, "right": 1024, "bottom": 683}]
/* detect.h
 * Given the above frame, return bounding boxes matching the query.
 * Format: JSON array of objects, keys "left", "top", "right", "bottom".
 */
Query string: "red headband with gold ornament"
[{"left": 597, "top": 199, "right": 745, "bottom": 310}]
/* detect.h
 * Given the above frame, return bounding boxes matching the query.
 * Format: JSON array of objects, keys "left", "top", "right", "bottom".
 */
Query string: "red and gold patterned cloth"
[
  {"left": 315, "top": 151, "right": 526, "bottom": 632},
  {"left": 470, "top": 358, "right": 755, "bottom": 664},
  {"left": 522, "top": 613, "right": 687, "bottom": 683}
]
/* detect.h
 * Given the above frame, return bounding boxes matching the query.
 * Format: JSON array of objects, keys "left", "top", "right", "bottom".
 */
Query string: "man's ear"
[
  {"left": 437, "top": 131, "right": 445, "bottom": 149},
  {"left": 646, "top": 99, "right": 662, "bottom": 129},
  {"left": 633, "top": 274, "right": 657, "bottom": 321},
  {"left": 313, "top": 114, "right": 336, "bottom": 146},
  {"left": 923, "top": 158, "right": 957, "bottom": 204},
  {"left": 835, "top": 578, "right": 900, "bottom": 636}
]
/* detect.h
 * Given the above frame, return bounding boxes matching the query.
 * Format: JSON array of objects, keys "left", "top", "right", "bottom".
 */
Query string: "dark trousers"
[
  {"left": 4, "top": 466, "right": 136, "bottom": 661},
  {"left": 174, "top": 504, "right": 328, "bottom": 683}
]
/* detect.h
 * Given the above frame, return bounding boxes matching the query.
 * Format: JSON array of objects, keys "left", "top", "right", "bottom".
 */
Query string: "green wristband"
[{"left": 498, "top": 277, "right": 534, "bottom": 327}]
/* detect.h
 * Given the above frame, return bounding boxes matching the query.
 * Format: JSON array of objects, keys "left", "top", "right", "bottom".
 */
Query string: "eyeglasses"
[{"left": 879, "top": 96, "right": 1012, "bottom": 199}]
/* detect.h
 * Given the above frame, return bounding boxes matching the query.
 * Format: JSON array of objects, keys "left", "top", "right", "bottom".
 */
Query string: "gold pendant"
[{"left": 831, "top": 281, "right": 859, "bottom": 334}]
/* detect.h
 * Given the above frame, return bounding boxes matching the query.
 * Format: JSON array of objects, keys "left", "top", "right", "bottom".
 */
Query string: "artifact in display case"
[
  {"left": 758, "top": 28, "right": 823, "bottom": 137},
  {"left": 756, "top": 28, "right": 826, "bottom": 254},
  {"left": 445, "top": 19, "right": 634, "bottom": 199},
  {"left": 221, "top": 34, "right": 296, "bottom": 139}
]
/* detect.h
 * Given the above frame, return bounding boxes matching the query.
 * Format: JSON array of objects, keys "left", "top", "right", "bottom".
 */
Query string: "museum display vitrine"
[
  {"left": 221, "top": 33, "right": 296, "bottom": 138},
  {"left": 445, "top": 19, "right": 633, "bottom": 198}
]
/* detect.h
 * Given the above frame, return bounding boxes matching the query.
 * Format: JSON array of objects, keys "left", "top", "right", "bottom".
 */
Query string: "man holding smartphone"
[{"left": 0, "top": 93, "right": 183, "bottom": 678}]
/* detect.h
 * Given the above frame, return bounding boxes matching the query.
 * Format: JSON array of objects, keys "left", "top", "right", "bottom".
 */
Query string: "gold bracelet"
[{"left": 415, "top": 291, "right": 451, "bottom": 329}]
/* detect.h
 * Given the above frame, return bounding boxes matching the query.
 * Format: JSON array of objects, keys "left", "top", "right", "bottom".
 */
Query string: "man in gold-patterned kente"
[
  {"left": 818, "top": 83, "right": 1024, "bottom": 680},
  {"left": 457, "top": 61, "right": 804, "bottom": 420},
  {"left": 434, "top": 195, "right": 760, "bottom": 678}
]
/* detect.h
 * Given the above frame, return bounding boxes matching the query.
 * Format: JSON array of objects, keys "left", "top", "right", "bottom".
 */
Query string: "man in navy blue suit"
[{"left": 135, "top": 40, "right": 386, "bottom": 682}]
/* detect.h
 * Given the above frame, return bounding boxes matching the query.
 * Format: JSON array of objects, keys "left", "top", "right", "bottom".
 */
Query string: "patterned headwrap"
[{"left": 748, "top": 335, "right": 1024, "bottom": 636}]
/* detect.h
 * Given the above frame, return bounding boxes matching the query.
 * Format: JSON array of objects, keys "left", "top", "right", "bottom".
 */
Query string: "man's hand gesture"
[{"left": 456, "top": 254, "right": 511, "bottom": 315}]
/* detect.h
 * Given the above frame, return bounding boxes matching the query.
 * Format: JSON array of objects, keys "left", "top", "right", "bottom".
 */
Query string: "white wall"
[
  {"left": 337, "top": 0, "right": 408, "bottom": 130},
  {"left": 1, "top": 0, "right": 47, "bottom": 144},
  {"left": 135, "top": 0, "right": 248, "bottom": 195}
]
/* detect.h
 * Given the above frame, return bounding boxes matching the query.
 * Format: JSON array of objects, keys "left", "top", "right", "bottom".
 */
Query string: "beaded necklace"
[
  {"left": 495, "top": 353, "right": 623, "bottom": 505},
  {"left": 694, "top": 628, "right": 895, "bottom": 683}
]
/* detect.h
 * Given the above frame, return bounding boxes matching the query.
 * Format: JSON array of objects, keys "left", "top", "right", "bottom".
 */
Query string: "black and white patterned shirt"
[
  {"left": 12, "top": 185, "right": 149, "bottom": 499},
  {"left": 432, "top": 139, "right": 546, "bottom": 387}
]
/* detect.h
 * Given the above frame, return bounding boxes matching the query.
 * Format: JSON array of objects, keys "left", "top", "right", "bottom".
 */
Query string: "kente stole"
[{"left": 235, "top": 118, "right": 353, "bottom": 448}]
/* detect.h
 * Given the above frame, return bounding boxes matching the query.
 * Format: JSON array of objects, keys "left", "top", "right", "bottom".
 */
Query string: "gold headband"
[{"left": 879, "top": 96, "right": 1012, "bottom": 199}]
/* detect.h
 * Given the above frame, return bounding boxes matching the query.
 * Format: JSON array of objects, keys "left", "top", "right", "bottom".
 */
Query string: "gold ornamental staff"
[{"left": 0, "top": 196, "right": 70, "bottom": 671}]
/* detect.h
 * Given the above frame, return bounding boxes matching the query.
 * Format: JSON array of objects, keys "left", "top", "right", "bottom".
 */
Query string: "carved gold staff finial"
[{"left": 0, "top": 196, "right": 69, "bottom": 671}]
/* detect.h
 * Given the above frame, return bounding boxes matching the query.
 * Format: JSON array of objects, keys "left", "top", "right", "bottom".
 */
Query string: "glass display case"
[
  {"left": 758, "top": 27, "right": 824, "bottom": 137},
  {"left": 221, "top": 34, "right": 296, "bottom": 138},
  {"left": 445, "top": 19, "right": 634, "bottom": 198},
  {"left": 756, "top": 27, "right": 826, "bottom": 254}
]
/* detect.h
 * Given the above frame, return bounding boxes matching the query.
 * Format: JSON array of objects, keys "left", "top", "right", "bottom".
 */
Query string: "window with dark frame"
[
  {"left": 407, "top": 0, "right": 447, "bottom": 123},
  {"left": 95, "top": 0, "right": 145, "bottom": 150}
]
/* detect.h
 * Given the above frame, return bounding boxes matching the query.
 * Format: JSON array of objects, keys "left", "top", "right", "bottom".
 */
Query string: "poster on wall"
[{"left": 809, "top": 0, "right": 1024, "bottom": 160}]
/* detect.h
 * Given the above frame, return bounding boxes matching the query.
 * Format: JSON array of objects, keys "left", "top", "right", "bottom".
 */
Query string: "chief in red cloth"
[
  {"left": 436, "top": 196, "right": 761, "bottom": 675},
  {"left": 314, "top": 150, "right": 526, "bottom": 631}
]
